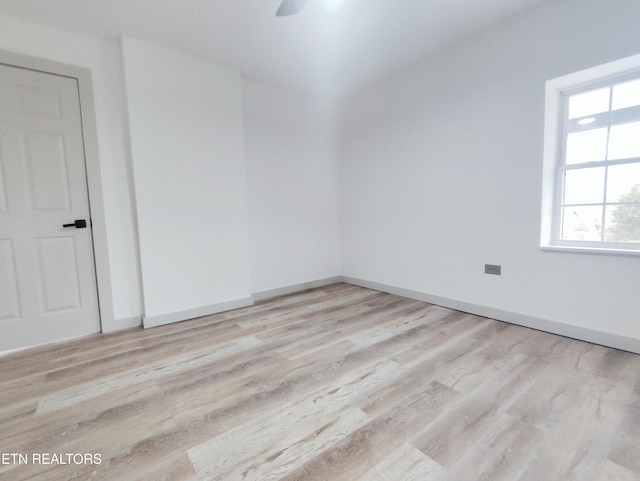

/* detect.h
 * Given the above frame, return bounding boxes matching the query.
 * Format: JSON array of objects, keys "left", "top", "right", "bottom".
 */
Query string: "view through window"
[{"left": 556, "top": 75, "right": 640, "bottom": 249}]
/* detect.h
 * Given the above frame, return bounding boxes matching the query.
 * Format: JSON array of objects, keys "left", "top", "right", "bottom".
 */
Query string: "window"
[{"left": 542, "top": 55, "right": 640, "bottom": 255}]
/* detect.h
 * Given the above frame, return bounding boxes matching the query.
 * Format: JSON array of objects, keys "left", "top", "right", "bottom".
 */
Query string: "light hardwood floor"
[{"left": 1, "top": 283, "right": 639, "bottom": 481}]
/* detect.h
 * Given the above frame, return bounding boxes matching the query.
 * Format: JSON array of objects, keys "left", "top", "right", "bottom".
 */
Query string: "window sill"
[{"left": 541, "top": 244, "right": 640, "bottom": 257}]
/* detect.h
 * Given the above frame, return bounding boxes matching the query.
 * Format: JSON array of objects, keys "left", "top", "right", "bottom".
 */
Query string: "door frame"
[{"left": 0, "top": 48, "right": 114, "bottom": 332}]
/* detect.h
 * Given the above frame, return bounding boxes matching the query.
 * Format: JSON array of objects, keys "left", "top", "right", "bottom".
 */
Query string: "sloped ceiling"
[{"left": 0, "top": 0, "right": 552, "bottom": 96}]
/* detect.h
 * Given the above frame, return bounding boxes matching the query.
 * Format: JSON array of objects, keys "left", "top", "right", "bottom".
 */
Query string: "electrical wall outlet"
[{"left": 485, "top": 264, "right": 502, "bottom": 275}]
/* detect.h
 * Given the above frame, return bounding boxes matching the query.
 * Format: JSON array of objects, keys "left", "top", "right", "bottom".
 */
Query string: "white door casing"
[{"left": 0, "top": 63, "right": 101, "bottom": 351}]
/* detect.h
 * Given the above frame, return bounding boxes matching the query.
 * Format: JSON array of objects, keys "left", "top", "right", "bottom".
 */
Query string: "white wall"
[
  {"left": 339, "top": 0, "right": 640, "bottom": 349},
  {"left": 122, "top": 37, "right": 252, "bottom": 326},
  {"left": 243, "top": 79, "right": 341, "bottom": 295},
  {"left": 0, "top": 14, "right": 143, "bottom": 330}
]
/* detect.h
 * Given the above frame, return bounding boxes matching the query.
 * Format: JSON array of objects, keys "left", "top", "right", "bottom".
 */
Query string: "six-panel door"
[{"left": 0, "top": 64, "right": 100, "bottom": 351}]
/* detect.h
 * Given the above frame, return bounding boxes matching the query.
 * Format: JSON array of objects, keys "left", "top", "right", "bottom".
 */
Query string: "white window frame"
[{"left": 541, "top": 54, "right": 640, "bottom": 256}]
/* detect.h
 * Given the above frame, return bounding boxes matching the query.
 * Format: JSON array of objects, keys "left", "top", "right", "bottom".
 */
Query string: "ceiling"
[{"left": 0, "top": 0, "right": 553, "bottom": 96}]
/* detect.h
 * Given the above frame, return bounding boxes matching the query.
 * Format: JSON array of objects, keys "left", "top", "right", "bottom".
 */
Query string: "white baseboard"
[
  {"left": 342, "top": 276, "right": 640, "bottom": 355},
  {"left": 252, "top": 276, "right": 343, "bottom": 301},
  {"left": 142, "top": 297, "right": 254, "bottom": 329},
  {"left": 121, "top": 275, "right": 640, "bottom": 354}
]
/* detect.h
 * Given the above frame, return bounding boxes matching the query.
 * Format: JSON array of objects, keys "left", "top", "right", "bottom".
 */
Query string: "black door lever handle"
[{"left": 63, "top": 219, "right": 87, "bottom": 229}]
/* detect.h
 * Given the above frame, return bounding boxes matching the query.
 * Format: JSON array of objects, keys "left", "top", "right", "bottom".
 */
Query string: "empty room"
[{"left": 0, "top": 0, "right": 639, "bottom": 479}]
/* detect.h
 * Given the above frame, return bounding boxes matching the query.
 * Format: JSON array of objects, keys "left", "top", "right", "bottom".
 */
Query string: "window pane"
[
  {"left": 612, "top": 79, "right": 640, "bottom": 110},
  {"left": 605, "top": 202, "right": 640, "bottom": 242},
  {"left": 568, "top": 87, "right": 610, "bottom": 119},
  {"left": 565, "top": 128, "right": 608, "bottom": 164},
  {"left": 607, "top": 121, "right": 640, "bottom": 160},
  {"left": 561, "top": 205, "right": 603, "bottom": 241},
  {"left": 606, "top": 163, "right": 640, "bottom": 202},
  {"left": 564, "top": 167, "right": 605, "bottom": 205}
]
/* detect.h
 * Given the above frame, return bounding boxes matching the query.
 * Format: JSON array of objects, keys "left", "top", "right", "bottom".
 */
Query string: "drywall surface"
[
  {"left": 122, "top": 37, "right": 251, "bottom": 324},
  {"left": 0, "top": 14, "right": 143, "bottom": 329},
  {"left": 339, "top": 0, "right": 640, "bottom": 343},
  {"left": 243, "top": 79, "right": 341, "bottom": 293}
]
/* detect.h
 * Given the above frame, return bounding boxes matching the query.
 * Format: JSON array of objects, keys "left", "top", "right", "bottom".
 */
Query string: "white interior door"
[{"left": 0, "top": 63, "right": 100, "bottom": 351}]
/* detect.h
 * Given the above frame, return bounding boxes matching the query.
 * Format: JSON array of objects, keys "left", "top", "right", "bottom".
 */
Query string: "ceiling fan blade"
[{"left": 276, "top": 0, "right": 309, "bottom": 16}]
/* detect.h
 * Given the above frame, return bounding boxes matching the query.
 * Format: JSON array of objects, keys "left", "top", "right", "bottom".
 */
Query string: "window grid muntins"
[{"left": 558, "top": 76, "right": 640, "bottom": 246}]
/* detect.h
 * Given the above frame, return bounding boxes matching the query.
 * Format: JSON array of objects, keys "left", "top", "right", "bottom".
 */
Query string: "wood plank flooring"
[{"left": 1, "top": 283, "right": 639, "bottom": 481}]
